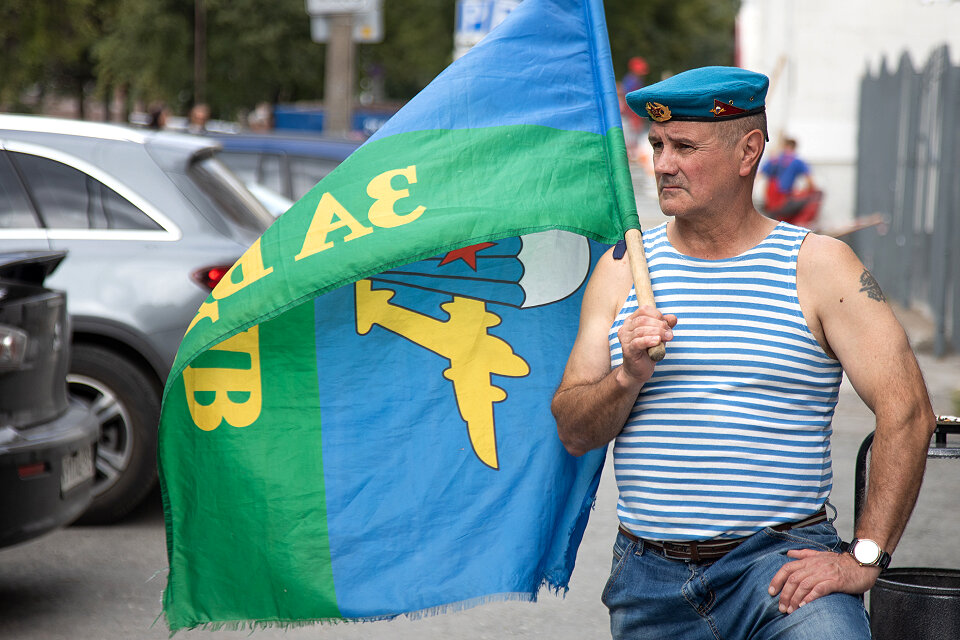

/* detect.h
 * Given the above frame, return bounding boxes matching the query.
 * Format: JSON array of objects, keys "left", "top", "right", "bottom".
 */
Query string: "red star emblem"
[{"left": 438, "top": 242, "right": 496, "bottom": 271}]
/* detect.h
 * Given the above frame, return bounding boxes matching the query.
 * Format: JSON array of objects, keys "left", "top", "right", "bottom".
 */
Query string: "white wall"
[{"left": 737, "top": 0, "right": 960, "bottom": 226}]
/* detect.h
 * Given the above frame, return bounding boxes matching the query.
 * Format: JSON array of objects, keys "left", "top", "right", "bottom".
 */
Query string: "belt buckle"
[{"left": 660, "top": 541, "right": 692, "bottom": 561}]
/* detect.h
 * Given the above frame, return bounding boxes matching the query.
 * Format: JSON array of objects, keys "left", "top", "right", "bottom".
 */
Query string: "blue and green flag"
[{"left": 159, "top": 0, "right": 637, "bottom": 631}]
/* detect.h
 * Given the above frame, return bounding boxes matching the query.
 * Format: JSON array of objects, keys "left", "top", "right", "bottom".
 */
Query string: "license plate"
[{"left": 61, "top": 445, "right": 94, "bottom": 494}]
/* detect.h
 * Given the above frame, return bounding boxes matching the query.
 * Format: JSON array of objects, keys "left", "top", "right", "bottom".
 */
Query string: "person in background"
[
  {"left": 760, "top": 137, "right": 821, "bottom": 226},
  {"left": 147, "top": 103, "right": 169, "bottom": 130},
  {"left": 188, "top": 103, "right": 210, "bottom": 134},
  {"left": 247, "top": 102, "right": 274, "bottom": 132},
  {"left": 620, "top": 56, "right": 649, "bottom": 162}
]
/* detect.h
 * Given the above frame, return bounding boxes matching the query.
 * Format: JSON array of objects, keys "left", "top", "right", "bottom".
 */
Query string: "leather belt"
[{"left": 617, "top": 507, "right": 828, "bottom": 563}]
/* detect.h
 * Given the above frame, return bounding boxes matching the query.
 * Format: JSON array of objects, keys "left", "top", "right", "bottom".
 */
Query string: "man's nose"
[{"left": 653, "top": 147, "right": 678, "bottom": 175}]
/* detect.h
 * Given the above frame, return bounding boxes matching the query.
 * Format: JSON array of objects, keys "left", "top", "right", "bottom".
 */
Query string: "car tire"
[{"left": 67, "top": 344, "right": 160, "bottom": 525}]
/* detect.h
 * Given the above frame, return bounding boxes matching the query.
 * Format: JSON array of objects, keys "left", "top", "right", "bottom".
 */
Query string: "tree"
[
  {"left": 0, "top": 0, "right": 105, "bottom": 116},
  {"left": 5, "top": 0, "right": 740, "bottom": 121},
  {"left": 358, "top": 0, "right": 456, "bottom": 102},
  {"left": 605, "top": 0, "right": 740, "bottom": 83},
  {"left": 95, "top": 0, "right": 326, "bottom": 119}
]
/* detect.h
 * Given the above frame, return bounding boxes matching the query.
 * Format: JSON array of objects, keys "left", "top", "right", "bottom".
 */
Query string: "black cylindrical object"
[{"left": 870, "top": 568, "right": 960, "bottom": 639}]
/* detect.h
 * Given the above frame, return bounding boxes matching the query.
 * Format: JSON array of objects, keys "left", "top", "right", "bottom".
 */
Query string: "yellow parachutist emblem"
[{"left": 355, "top": 279, "right": 529, "bottom": 469}]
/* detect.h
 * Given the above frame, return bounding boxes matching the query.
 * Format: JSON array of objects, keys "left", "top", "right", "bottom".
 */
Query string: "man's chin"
[{"left": 658, "top": 192, "right": 686, "bottom": 217}]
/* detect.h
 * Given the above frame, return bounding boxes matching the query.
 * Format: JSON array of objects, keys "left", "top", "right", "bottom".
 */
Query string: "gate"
[{"left": 851, "top": 45, "right": 959, "bottom": 356}]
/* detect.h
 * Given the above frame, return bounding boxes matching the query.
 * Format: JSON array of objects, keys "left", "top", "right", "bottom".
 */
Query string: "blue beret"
[{"left": 625, "top": 66, "right": 768, "bottom": 123}]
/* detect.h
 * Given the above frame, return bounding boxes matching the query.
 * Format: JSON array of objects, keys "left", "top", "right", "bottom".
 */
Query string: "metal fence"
[{"left": 852, "top": 45, "right": 959, "bottom": 356}]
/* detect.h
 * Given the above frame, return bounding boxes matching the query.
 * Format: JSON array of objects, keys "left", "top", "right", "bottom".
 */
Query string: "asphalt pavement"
[{"left": 1, "top": 171, "right": 957, "bottom": 640}]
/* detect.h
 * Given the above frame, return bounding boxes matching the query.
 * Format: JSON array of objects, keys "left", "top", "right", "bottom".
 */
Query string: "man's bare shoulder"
[
  {"left": 589, "top": 244, "right": 635, "bottom": 312},
  {"left": 798, "top": 231, "right": 863, "bottom": 279}
]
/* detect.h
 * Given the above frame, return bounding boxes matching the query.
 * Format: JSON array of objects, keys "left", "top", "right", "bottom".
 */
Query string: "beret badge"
[
  {"left": 710, "top": 99, "right": 748, "bottom": 118},
  {"left": 645, "top": 101, "right": 672, "bottom": 122}
]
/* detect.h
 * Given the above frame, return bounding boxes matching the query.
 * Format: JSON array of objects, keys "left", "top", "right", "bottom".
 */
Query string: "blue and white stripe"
[{"left": 609, "top": 222, "right": 842, "bottom": 541}]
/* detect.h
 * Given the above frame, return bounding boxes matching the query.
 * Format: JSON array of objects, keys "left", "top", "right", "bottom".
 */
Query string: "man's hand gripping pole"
[{"left": 624, "top": 228, "right": 666, "bottom": 362}]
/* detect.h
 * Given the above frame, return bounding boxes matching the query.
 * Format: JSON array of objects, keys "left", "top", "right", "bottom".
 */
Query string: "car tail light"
[
  {"left": 191, "top": 265, "right": 233, "bottom": 291},
  {"left": 0, "top": 324, "right": 28, "bottom": 371},
  {"left": 18, "top": 462, "right": 47, "bottom": 479}
]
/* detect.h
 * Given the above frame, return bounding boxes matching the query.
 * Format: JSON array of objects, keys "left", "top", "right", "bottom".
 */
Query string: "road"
[{"left": 2, "top": 179, "right": 958, "bottom": 639}]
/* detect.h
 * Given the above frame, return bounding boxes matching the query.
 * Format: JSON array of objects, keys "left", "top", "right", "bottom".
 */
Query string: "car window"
[
  {"left": 99, "top": 182, "right": 163, "bottom": 230},
  {"left": 0, "top": 151, "right": 40, "bottom": 229},
  {"left": 259, "top": 154, "right": 285, "bottom": 197},
  {"left": 218, "top": 151, "right": 286, "bottom": 198},
  {"left": 9, "top": 152, "right": 162, "bottom": 231},
  {"left": 290, "top": 156, "right": 340, "bottom": 199},
  {"left": 217, "top": 151, "right": 259, "bottom": 184},
  {"left": 187, "top": 153, "right": 273, "bottom": 234},
  {"left": 11, "top": 152, "right": 90, "bottom": 228}
]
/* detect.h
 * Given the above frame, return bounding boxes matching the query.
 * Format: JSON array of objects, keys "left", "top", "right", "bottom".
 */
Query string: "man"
[
  {"left": 551, "top": 67, "right": 935, "bottom": 639},
  {"left": 761, "top": 137, "right": 820, "bottom": 226},
  {"left": 188, "top": 103, "right": 210, "bottom": 134}
]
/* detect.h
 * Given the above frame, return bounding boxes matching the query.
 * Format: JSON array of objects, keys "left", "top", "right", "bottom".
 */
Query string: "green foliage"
[
  {"left": 203, "top": 0, "right": 326, "bottom": 117},
  {"left": 0, "top": 0, "right": 104, "bottom": 110},
  {"left": 605, "top": 0, "right": 740, "bottom": 83},
  {"left": 94, "top": 0, "right": 193, "bottom": 109},
  {"left": 4, "top": 0, "right": 740, "bottom": 120},
  {"left": 358, "top": 0, "right": 456, "bottom": 101},
  {"left": 95, "top": 0, "right": 326, "bottom": 118}
]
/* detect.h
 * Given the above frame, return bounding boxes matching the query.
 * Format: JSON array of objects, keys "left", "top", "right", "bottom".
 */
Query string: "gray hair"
[
  {"left": 715, "top": 112, "right": 767, "bottom": 173},
  {"left": 716, "top": 112, "right": 768, "bottom": 149}
]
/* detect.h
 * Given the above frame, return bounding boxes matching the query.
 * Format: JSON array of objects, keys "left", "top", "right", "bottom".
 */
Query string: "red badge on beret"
[{"left": 710, "top": 99, "right": 747, "bottom": 117}]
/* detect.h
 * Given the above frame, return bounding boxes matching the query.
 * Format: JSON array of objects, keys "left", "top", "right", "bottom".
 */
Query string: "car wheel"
[{"left": 67, "top": 344, "right": 160, "bottom": 524}]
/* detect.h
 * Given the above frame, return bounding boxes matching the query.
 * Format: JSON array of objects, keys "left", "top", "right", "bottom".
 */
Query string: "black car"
[{"left": 0, "top": 251, "right": 98, "bottom": 548}]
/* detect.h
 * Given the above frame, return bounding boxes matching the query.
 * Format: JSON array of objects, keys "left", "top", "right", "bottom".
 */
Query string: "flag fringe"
[{"left": 164, "top": 579, "right": 570, "bottom": 635}]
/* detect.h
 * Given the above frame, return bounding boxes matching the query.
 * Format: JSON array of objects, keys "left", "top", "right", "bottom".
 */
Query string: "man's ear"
[{"left": 740, "top": 130, "right": 765, "bottom": 177}]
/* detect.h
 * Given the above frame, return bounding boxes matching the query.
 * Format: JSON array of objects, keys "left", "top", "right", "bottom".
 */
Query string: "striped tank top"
[{"left": 609, "top": 222, "right": 842, "bottom": 541}]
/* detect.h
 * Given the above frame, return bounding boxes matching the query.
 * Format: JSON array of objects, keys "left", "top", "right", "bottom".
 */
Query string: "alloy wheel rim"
[{"left": 67, "top": 373, "right": 134, "bottom": 497}]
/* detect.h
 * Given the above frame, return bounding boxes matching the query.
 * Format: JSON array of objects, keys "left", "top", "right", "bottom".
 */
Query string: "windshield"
[{"left": 187, "top": 152, "right": 275, "bottom": 234}]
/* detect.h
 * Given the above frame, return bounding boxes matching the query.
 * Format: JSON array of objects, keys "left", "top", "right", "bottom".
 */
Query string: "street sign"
[
  {"left": 305, "top": 0, "right": 375, "bottom": 14},
  {"left": 310, "top": 10, "right": 382, "bottom": 43},
  {"left": 454, "top": 0, "right": 520, "bottom": 58}
]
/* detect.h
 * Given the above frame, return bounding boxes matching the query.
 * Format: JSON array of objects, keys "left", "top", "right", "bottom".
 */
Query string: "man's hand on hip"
[{"left": 768, "top": 549, "right": 880, "bottom": 614}]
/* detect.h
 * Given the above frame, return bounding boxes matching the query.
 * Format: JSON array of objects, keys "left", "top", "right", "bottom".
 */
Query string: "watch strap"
[{"left": 845, "top": 538, "right": 892, "bottom": 570}]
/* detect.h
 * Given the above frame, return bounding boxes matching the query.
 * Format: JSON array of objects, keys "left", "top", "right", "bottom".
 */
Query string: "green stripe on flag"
[
  {"left": 161, "top": 301, "right": 341, "bottom": 630},
  {"left": 170, "top": 124, "right": 635, "bottom": 384}
]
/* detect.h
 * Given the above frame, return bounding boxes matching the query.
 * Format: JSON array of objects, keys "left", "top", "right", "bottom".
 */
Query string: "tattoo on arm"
[{"left": 859, "top": 270, "right": 886, "bottom": 302}]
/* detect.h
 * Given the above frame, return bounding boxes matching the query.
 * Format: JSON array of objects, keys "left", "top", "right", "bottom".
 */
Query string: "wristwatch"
[{"left": 846, "top": 538, "right": 891, "bottom": 570}]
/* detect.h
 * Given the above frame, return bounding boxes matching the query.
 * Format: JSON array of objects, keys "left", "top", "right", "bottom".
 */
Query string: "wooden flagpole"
[{"left": 623, "top": 227, "right": 666, "bottom": 361}]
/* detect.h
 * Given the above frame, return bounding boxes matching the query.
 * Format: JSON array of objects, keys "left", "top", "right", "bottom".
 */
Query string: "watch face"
[{"left": 853, "top": 539, "right": 882, "bottom": 565}]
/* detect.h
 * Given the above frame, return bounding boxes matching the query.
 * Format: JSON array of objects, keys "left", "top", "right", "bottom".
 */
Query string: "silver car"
[{"left": 0, "top": 115, "right": 273, "bottom": 523}]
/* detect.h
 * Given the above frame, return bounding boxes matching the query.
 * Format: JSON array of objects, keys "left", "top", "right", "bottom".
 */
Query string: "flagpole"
[{"left": 623, "top": 227, "right": 666, "bottom": 361}]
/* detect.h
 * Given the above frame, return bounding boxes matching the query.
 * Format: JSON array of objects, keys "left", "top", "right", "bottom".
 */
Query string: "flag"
[{"left": 159, "top": 0, "right": 638, "bottom": 631}]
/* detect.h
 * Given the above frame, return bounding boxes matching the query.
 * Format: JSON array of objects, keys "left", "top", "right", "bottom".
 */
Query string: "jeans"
[{"left": 601, "top": 521, "right": 871, "bottom": 640}]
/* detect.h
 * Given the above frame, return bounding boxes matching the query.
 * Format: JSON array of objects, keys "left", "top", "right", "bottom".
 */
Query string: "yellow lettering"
[
  {"left": 213, "top": 238, "right": 274, "bottom": 300},
  {"left": 183, "top": 326, "right": 262, "bottom": 431},
  {"left": 183, "top": 239, "right": 272, "bottom": 336},
  {"left": 366, "top": 165, "right": 426, "bottom": 228},
  {"left": 185, "top": 300, "right": 219, "bottom": 334},
  {"left": 295, "top": 192, "right": 373, "bottom": 261}
]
